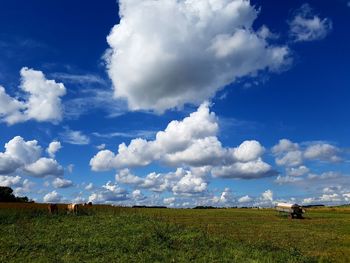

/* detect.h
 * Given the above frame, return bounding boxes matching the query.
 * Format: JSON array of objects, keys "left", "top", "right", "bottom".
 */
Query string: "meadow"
[{"left": 0, "top": 203, "right": 349, "bottom": 263}]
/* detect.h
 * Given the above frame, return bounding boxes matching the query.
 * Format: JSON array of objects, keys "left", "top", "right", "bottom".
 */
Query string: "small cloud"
[
  {"left": 50, "top": 72, "right": 107, "bottom": 86},
  {"left": 85, "top": 183, "right": 94, "bottom": 191},
  {"left": 52, "top": 178, "right": 73, "bottom": 189},
  {"left": 64, "top": 88, "right": 126, "bottom": 120},
  {"left": 289, "top": 4, "right": 332, "bottom": 42},
  {"left": 238, "top": 195, "right": 253, "bottom": 203},
  {"left": 67, "top": 164, "right": 74, "bottom": 173},
  {"left": 96, "top": 144, "right": 106, "bottom": 150},
  {"left": 43, "top": 190, "right": 62, "bottom": 203},
  {"left": 0, "top": 175, "right": 22, "bottom": 187},
  {"left": 46, "top": 141, "right": 62, "bottom": 158},
  {"left": 60, "top": 128, "right": 90, "bottom": 145},
  {"left": 92, "top": 130, "right": 156, "bottom": 140}
]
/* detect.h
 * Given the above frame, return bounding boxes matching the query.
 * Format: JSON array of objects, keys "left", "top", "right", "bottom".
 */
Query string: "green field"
[{"left": 0, "top": 203, "right": 349, "bottom": 262}]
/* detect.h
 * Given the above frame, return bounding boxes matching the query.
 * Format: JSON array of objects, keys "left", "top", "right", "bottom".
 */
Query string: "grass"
[{"left": 0, "top": 203, "right": 349, "bottom": 262}]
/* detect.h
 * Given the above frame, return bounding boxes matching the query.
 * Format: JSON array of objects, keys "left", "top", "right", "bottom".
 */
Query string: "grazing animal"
[
  {"left": 48, "top": 204, "right": 58, "bottom": 215},
  {"left": 67, "top": 203, "right": 79, "bottom": 214}
]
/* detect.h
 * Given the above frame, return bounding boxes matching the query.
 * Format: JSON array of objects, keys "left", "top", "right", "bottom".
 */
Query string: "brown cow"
[
  {"left": 67, "top": 203, "right": 79, "bottom": 214},
  {"left": 48, "top": 204, "right": 58, "bottom": 215}
]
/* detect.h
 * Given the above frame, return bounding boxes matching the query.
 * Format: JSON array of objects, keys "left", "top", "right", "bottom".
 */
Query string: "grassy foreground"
[{"left": 0, "top": 203, "right": 349, "bottom": 262}]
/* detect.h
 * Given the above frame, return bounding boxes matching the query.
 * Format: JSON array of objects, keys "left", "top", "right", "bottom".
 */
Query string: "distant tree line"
[
  {"left": 132, "top": 205, "right": 167, "bottom": 209},
  {"left": 0, "top": 186, "right": 30, "bottom": 203},
  {"left": 193, "top": 206, "right": 219, "bottom": 209}
]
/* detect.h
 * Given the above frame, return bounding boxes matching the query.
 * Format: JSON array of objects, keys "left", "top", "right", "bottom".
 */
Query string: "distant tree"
[{"left": 0, "top": 186, "right": 29, "bottom": 202}]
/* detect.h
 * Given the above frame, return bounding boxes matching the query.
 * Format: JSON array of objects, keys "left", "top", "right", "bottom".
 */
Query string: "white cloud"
[
  {"left": 289, "top": 4, "right": 332, "bottom": 42},
  {"left": 0, "top": 68, "right": 66, "bottom": 125},
  {"left": 0, "top": 86, "right": 25, "bottom": 124},
  {"left": 303, "top": 143, "right": 341, "bottom": 162},
  {"left": 61, "top": 128, "right": 90, "bottom": 145},
  {"left": 261, "top": 189, "right": 273, "bottom": 202},
  {"left": 116, "top": 167, "right": 208, "bottom": 196},
  {"left": 163, "top": 136, "right": 227, "bottom": 167},
  {"left": 272, "top": 139, "right": 342, "bottom": 167},
  {"left": 0, "top": 175, "right": 22, "bottom": 187},
  {"left": 272, "top": 139, "right": 299, "bottom": 154},
  {"left": 211, "top": 188, "right": 234, "bottom": 205},
  {"left": 105, "top": 0, "right": 290, "bottom": 112},
  {"left": 172, "top": 171, "right": 207, "bottom": 196},
  {"left": 0, "top": 136, "right": 42, "bottom": 175},
  {"left": 19, "top": 67, "right": 66, "bottom": 122},
  {"left": 232, "top": 140, "right": 265, "bottom": 162},
  {"left": 4, "top": 136, "right": 41, "bottom": 165},
  {"left": 0, "top": 153, "right": 21, "bottom": 174},
  {"left": 323, "top": 186, "right": 342, "bottom": 194},
  {"left": 307, "top": 171, "right": 340, "bottom": 180},
  {"left": 24, "top": 158, "right": 64, "bottom": 178},
  {"left": 67, "top": 164, "right": 74, "bottom": 173},
  {"left": 46, "top": 141, "right": 62, "bottom": 158},
  {"left": 93, "top": 130, "right": 156, "bottom": 140},
  {"left": 13, "top": 179, "right": 35, "bottom": 196},
  {"left": 116, "top": 168, "right": 180, "bottom": 193},
  {"left": 43, "top": 190, "right": 62, "bottom": 203},
  {"left": 50, "top": 72, "right": 106, "bottom": 85},
  {"left": 286, "top": 166, "right": 309, "bottom": 177},
  {"left": 91, "top": 102, "right": 219, "bottom": 170},
  {"left": 274, "top": 175, "right": 303, "bottom": 185},
  {"left": 96, "top": 144, "right": 106, "bottom": 150},
  {"left": 64, "top": 88, "right": 126, "bottom": 120},
  {"left": 116, "top": 168, "right": 144, "bottom": 185},
  {"left": 238, "top": 195, "right": 253, "bottom": 203},
  {"left": 163, "top": 197, "right": 176, "bottom": 206},
  {"left": 88, "top": 182, "right": 128, "bottom": 203},
  {"left": 85, "top": 183, "right": 94, "bottom": 191},
  {"left": 275, "top": 150, "right": 303, "bottom": 167},
  {"left": 73, "top": 195, "right": 86, "bottom": 204},
  {"left": 303, "top": 193, "right": 342, "bottom": 205},
  {"left": 344, "top": 193, "right": 350, "bottom": 202},
  {"left": 91, "top": 103, "right": 275, "bottom": 180},
  {"left": 131, "top": 189, "right": 146, "bottom": 201},
  {"left": 211, "top": 158, "right": 275, "bottom": 179},
  {"left": 52, "top": 177, "right": 73, "bottom": 188}
]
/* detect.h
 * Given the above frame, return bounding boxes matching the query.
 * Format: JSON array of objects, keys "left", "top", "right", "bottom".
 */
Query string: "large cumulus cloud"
[
  {"left": 90, "top": 102, "right": 276, "bottom": 180},
  {"left": 0, "top": 136, "right": 64, "bottom": 178},
  {"left": 0, "top": 68, "right": 66, "bottom": 125},
  {"left": 105, "top": 0, "right": 290, "bottom": 112}
]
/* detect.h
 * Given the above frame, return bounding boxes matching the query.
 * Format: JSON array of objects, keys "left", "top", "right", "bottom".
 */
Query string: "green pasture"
[{"left": 0, "top": 203, "right": 349, "bottom": 262}]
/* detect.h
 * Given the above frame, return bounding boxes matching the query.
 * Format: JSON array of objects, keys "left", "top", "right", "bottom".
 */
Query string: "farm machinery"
[{"left": 275, "top": 203, "right": 305, "bottom": 219}]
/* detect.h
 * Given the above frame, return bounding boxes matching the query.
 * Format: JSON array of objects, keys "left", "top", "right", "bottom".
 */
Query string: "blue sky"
[{"left": 0, "top": 0, "right": 349, "bottom": 207}]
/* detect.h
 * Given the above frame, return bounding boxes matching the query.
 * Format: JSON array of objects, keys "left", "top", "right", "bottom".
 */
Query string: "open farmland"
[{"left": 0, "top": 203, "right": 349, "bottom": 263}]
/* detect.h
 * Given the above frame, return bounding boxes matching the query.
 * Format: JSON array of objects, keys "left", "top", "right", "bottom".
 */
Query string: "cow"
[
  {"left": 48, "top": 204, "right": 58, "bottom": 215},
  {"left": 67, "top": 203, "right": 79, "bottom": 215}
]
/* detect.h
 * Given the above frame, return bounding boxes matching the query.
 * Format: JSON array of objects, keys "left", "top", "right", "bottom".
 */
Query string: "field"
[{"left": 0, "top": 203, "right": 349, "bottom": 262}]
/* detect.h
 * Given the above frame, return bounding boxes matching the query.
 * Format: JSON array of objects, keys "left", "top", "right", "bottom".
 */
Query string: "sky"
[{"left": 0, "top": 0, "right": 350, "bottom": 207}]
